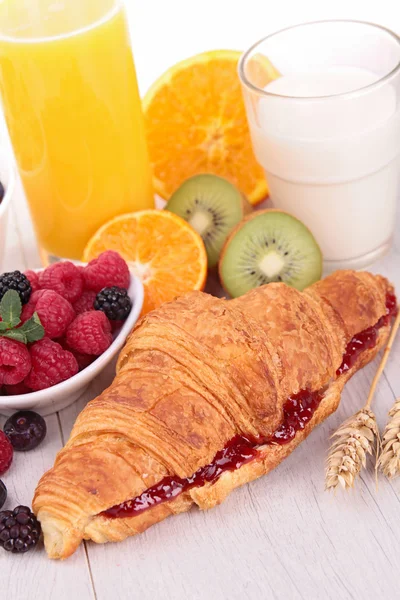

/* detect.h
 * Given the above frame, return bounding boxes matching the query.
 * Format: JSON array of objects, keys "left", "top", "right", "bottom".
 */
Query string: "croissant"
[{"left": 33, "top": 270, "right": 397, "bottom": 559}]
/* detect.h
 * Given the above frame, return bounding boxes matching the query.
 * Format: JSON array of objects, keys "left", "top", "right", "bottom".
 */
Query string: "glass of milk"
[{"left": 239, "top": 20, "right": 400, "bottom": 271}]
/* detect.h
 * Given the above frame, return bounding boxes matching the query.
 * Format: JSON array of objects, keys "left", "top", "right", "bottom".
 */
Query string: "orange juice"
[{"left": 0, "top": 0, "right": 154, "bottom": 260}]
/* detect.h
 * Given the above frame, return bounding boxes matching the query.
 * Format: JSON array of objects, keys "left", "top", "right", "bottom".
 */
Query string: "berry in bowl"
[{"left": 0, "top": 251, "right": 143, "bottom": 415}]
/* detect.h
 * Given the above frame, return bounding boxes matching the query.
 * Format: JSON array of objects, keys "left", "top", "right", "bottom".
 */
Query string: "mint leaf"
[
  {"left": 0, "top": 290, "right": 22, "bottom": 328},
  {"left": 1, "top": 329, "right": 27, "bottom": 344},
  {"left": 18, "top": 312, "right": 45, "bottom": 343},
  {"left": 0, "top": 322, "right": 8, "bottom": 332}
]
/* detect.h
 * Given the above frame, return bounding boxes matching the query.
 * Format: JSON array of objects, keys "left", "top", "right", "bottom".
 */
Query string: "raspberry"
[
  {"left": 24, "top": 270, "right": 40, "bottom": 294},
  {"left": 25, "top": 338, "right": 78, "bottom": 391},
  {"left": 21, "top": 290, "right": 75, "bottom": 339},
  {"left": 4, "top": 382, "right": 31, "bottom": 396},
  {"left": 0, "top": 431, "right": 13, "bottom": 476},
  {"left": 83, "top": 251, "right": 130, "bottom": 292},
  {"left": 66, "top": 311, "right": 112, "bottom": 356},
  {"left": 58, "top": 338, "right": 96, "bottom": 371},
  {"left": 71, "top": 350, "right": 96, "bottom": 371},
  {"left": 110, "top": 319, "right": 124, "bottom": 333},
  {"left": 39, "top": 261, "right": 83, "bottom": 304},
  {"left": 73, "top": 290, "right": 96, "bottom": 315},
  {"left": 0, "top": 339, "right": 31, "bottom": 386}
]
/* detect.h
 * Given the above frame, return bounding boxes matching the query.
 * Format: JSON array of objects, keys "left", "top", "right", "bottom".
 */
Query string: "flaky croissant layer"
[{"left": 33, "top": 270, "right": 395, "bottom": 559}]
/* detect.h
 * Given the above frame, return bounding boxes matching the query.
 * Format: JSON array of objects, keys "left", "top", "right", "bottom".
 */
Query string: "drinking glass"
[
  {"left": 239, "top": 20, "right": 400, "bottom": 271},
  {"left": 0, "top": 0, "right": 154, "bottom": 263}
]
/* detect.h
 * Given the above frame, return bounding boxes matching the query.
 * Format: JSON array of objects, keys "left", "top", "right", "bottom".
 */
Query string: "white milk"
[{"left": 248, "top": 66, "right": 400, "bottom": 269}]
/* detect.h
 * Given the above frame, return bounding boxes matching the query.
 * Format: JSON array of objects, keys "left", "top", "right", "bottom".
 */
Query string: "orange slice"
[
  {"left": 143, "top": 50, "right": 279, "bottom": 206},
  {"left": 82, "top": 210, "right": 207, "bottom": 315}
]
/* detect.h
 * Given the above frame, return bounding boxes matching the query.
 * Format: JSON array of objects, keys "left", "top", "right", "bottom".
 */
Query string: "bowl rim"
[
  {"left": 0, "top": 269, "right": 144, "bottom": 407},
  {"left": 0, "top": 151, "right": 16, "bottom": 220}
]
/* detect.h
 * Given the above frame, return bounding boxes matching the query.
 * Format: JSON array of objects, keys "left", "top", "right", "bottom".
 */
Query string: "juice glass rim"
[
  {"left": 238, "top": 19, "right": 400, "bottom": 102},
  {"left": 0, "top": 0, "right": 122, "bottom": 44}
]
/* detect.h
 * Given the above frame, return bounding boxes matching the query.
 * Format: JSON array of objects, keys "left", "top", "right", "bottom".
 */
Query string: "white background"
[
  {"left": 127, "top": 0, "right": 399, "bottom": 94},
  {"left": 1, "top": 1, "right": 400, "bottom": 599}
]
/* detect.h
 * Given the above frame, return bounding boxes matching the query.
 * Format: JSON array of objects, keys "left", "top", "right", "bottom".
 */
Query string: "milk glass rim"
[
  {"left": 239, "top": 19, "right": 400, "bottom": 101},
  {"left": 0, "top": 0, "right": 122, "bottom": 44}
]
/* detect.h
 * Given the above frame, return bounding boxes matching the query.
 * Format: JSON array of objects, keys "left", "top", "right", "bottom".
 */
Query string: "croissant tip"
[{"left": 37, "top": 509, "right": 81, "bottom": 560}]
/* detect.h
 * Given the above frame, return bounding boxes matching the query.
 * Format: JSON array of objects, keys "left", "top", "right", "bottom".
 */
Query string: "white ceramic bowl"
[
  {"left": 0, "top": 151, "right": 16, "bottom": 267},
  {"left": 0, "top": 273, "right": 144, "bottom": 416}
]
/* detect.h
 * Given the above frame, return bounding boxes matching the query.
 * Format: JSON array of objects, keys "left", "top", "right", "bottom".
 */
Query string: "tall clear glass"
[
  {"left": 239, "top": 20, "right": 400, "bottom": 271},
  {"left": 0, "top": 0, "right": 154, "bottom": 263}
]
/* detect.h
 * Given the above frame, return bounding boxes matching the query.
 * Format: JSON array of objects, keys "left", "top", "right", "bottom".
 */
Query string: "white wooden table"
[
  {"left": 0, "top": 176, "right": 400, "bottom": 600},
  {"left": 1, "top": 2, "right": 400, "bottom": 598}
]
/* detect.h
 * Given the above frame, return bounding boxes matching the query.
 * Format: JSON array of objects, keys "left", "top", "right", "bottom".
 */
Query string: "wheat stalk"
[
  {"left": 325, "top": 306, "right": 400, "bottom": 491},
  {"left": 325, "top": 408, "right": 379, "bottom": 490},
  {"left": 377, "top": 398, "right": 400, "bottom": 478}
]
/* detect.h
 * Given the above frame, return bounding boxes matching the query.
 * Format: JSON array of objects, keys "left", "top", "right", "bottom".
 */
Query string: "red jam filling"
[
  {"left": 271, "top": 389, "right": 323, "bottom": 444},
  {"left": 102, "top": 434, "right": 259, "bottom": 518},
  {"left": 102, "top": 292, "right": 397, "bottom": 519},
  {"left": 102, "top": 388, "right": 323, "bottom": 519},
  {"left": 337, "top": 291, "right": 397, "bottom": 376}
]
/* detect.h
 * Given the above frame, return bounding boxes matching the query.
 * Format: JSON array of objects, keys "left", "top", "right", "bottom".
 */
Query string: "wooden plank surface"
[
  {"left": 1, "top": 3, "right": 400, "bottom": 598},
  {"left": 0, "top": 195, "right": 95, "bottom": 600},
  {"left": 1, "top": 177, "right": 400, "bottom": 600}
]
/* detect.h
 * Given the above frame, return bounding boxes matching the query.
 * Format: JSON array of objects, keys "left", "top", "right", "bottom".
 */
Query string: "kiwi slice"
[
  {"left": 166, "top": 174, "right": 250, "bottom": 268},
  {"left": 219, "top": 209, "right": 322, "bottom": 297}
]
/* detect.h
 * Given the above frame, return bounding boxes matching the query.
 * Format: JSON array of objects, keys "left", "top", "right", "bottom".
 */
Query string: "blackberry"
[
  {"left": 0, "top": 181, "right": 4, "bottom": 202},
  {"left": 4, "top": 411, "right": 47, "bottom": 452},
  {"left": 0, "top": 271, "right": 32, "bottom": 304},
  {"left": 0, "top": 506, "right": 41, "bottom": 553},
  {"left": 94, "top": 286, "right": 132, "bottom": 321},
  {"left": 0, "top": 481, "right": 6, "bottom": 510}
]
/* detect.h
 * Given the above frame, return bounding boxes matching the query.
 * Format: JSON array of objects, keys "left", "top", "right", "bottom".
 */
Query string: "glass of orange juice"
[{"left": 0, "top": 0, "right": 154, "bottom": 262}]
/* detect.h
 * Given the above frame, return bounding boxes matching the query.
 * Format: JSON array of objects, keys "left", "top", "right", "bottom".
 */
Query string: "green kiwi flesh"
[
  {"left": 220, "top": 210, "right": 322, "bottom": 297},
  {"left": 165, "top": 174, "right": 246, "bottom": 267}
]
